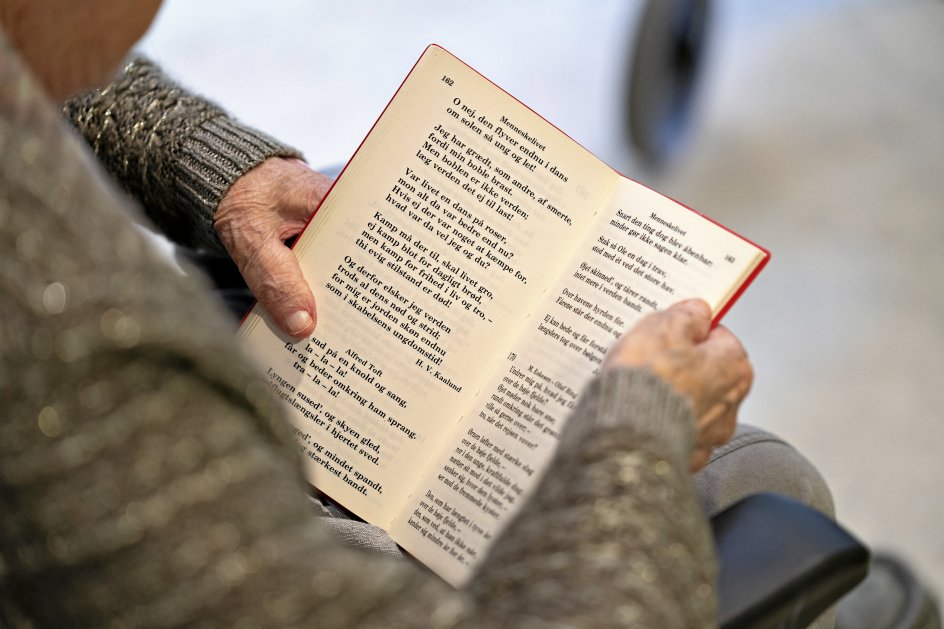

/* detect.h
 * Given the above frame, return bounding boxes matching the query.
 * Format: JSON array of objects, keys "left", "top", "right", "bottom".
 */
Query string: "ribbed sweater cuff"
[
  {"left": 560, "top": 368, "right": 696, "bottom": 469},
  {"left": 175, "top": 116, "right": 303, "bottom": 252}
]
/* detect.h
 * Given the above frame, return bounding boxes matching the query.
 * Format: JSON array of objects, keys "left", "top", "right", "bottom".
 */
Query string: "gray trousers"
[{"left": 695, "top": 423, "right": 834, "bottom": 518}]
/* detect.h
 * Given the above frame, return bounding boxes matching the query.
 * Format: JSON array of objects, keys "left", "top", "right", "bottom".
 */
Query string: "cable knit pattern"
[
  {"left": 1, "top": 35, "right": 715, "bottom": 627},
  {"left": 62, "top": 56, "right": 301, "bottom": 253}
]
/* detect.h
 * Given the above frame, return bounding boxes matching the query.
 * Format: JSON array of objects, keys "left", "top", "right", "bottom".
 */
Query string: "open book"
[{"left": 237, "top": 45, "right": 769, "bottom": 587}]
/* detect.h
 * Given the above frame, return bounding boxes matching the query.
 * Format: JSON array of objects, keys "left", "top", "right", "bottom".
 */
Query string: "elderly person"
[{"left": 0, "top": 1, "right": 832, "bottom": 626}]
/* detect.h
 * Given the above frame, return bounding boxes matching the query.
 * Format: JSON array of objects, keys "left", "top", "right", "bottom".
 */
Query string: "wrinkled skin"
[{"left": 604, "top": 299, "right": 754, "bottom": 471}]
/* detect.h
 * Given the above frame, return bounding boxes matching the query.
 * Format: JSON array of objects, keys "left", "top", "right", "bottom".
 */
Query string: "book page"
[
  {"left": 237, "top": 46, "right": 615, "bottom": 524},
  {"left": 392, "top": 177, "right": 767, "bottom": 585}
]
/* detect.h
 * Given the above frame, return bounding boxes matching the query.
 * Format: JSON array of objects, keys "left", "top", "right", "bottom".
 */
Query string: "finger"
[
  {"left": 694, "top": 378, "right": 750, "bottom": 449},
  {"left": 702, "top": 325, "right": 747, "bottom": 357},
  {"left": 695, "top": 402, "right": 739, "bottom": 449},
  {"left": 701, "top": 327, "right": 754, "bottom": 393},
  {"left": 665, "top": 299, "right": 712, "bottom": 343},
  {"left": 241, "top": 239, "right": 317, "bottom": 338},
  {"left": 689, "top": 447, "right": 712, "bottom": 473},
  {"left": 630, "top": 299, "right": 711, "bottom": 347},
  {"left": 626, "top": 298, "right": 708, "bottom": 338},
  {"left": 606, "top": 299, "right": 712, "bottom": 367},
  {"left": 699, "top": 327, "right": 749, "bottom": 376}
]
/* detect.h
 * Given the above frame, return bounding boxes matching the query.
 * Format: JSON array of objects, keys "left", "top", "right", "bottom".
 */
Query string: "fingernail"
[
  {"left": 285, "top": 310, "right": 313, "bottom": 336},
  {"left": 681, "top": 299, "right": 711, "bottom": 316}
]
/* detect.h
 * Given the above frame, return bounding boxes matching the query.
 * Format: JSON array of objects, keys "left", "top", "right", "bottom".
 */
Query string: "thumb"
[
  {"left": 666, "top": 298, "right": 712, "bottom": 343},
  {"left": 242, "top": 239, "right": 317, "bottom": 338}
]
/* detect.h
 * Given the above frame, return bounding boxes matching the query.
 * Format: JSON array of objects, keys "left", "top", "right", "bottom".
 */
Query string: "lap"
[{"left": 693, "top": 423, "right": 834, "bottom": 518}]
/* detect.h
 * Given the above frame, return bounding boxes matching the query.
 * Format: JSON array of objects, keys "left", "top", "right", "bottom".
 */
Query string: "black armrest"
[{"left": 713, "top": 492, "right": 870, "bottom": 629}]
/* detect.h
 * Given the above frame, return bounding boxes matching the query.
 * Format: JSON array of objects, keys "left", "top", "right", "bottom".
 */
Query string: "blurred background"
[{"left": 139, "top": 0, "right": 943, "bottom": 597}]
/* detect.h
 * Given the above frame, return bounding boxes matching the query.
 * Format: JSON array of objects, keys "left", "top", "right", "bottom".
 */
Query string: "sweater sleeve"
[{"left": 62, "top": 55, "right": 302, "bottom": 253}]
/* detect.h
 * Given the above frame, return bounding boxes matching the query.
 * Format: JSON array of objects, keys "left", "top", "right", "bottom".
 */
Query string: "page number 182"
[{"left": 442, "top": 76, "right": 454, "bottom": 86}]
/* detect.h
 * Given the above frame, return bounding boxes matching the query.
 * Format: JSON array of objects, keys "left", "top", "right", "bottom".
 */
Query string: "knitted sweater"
[{"left": 0, "top": 42, "right": 716, "bottom": 627}]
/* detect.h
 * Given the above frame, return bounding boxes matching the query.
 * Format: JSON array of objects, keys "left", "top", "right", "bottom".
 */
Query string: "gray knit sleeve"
[
  {"left": 62, "top": 55, "right": 302, "bottom": 252},
  {"left": 558, "top": 367, "right": 697, "bottom": 468}
]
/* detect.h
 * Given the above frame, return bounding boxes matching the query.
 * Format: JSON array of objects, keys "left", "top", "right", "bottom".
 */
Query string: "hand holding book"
[
  {"left": 602, "top": 298, "right": 753, "bottom": 472},
  {"left": 214, "top": 157, "right": 333, "bottom": 338}
]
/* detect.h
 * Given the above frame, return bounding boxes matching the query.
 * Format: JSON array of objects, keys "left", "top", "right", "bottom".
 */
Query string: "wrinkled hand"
[
  {"left": 214, "top": 157, "right": 333, "bottom": 338},
  {"left": 603, "top": 299, "right": 753, "bottom": 472}
]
